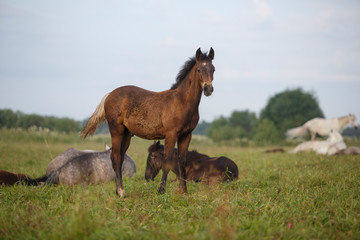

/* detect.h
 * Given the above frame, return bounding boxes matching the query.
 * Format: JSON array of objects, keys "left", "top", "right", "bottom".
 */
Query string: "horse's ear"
[
  {"left": 156, "top": 141, "right": 160, "bottom": 147},
  {"left": 196, "top": 48, "right": 202, "bottom": 61},
  {"left": 208, "top": 47, "right": 214, "bottom": 60},
  {"left": 105, "top": 143, "right": 110, "bottom": 150}
]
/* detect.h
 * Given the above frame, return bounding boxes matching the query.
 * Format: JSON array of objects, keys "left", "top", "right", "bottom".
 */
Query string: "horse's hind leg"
[
  {"left": 158, "top": 137, "right": 176, "bottom": 194},
  {"left": 110, "top": 124, "right": 131, "bottom": 197}
]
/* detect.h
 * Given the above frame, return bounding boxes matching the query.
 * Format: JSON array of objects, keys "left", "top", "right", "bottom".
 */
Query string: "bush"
[{"left": 252, "top": 118, "right": 282, "bottom": 145}]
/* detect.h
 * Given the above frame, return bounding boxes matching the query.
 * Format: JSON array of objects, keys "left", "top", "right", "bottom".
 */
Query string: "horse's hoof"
[
  {"left": 180, "top": 188, "right": 188, "bottom": 195},
  {"left": 157, "top": 187, "right": 166, "bottom": 195},
  {"left": 116, "top": 188, "right": 126, "bottom": 198}
]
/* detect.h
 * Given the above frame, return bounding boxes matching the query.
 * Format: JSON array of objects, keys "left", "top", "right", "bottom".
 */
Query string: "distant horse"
[
  {"left": 289, "top": 130, "right": 346, "bottom": 155},
  {"left": 44, "top": 148, "right": 136, "bottom": 185},
  {"left": 286, "top": 114, "right": 358, "bottom": 140},
  {"left": 81, "top": 48, "right": 215, "bottom": 197},
  {"left": 0, "top": 169, "right": 39, "bottom": 186},
  {"left": 145, "top": 141, "right": 238, "bottom": 183},
  {"left": 264, "top": 148, "right": 285, "bottom": 153}
]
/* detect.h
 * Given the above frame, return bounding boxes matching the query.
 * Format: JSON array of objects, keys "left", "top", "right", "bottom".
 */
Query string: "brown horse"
[
  {"left": 145, "top": 141, "right": 238, "bottom": 183},
  {"left": 81, "top": 48, "right": 215, "bottom": 197},
  {"left": 0, "top": 169, "right": 41, "bottom": 186}
]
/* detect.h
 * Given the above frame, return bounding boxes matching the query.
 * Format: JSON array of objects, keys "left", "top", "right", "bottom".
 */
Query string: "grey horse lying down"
[{"left": 43, "top": 145, "right": 136, "bottom": 185}]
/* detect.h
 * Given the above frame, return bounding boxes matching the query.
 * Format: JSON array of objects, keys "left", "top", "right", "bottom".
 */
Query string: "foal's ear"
[
  {"left": 208, "top": 47, "right": 214, "bottom": 60},
  {"left": 196, "top": 48, "right": 202, "bottom": 61}
]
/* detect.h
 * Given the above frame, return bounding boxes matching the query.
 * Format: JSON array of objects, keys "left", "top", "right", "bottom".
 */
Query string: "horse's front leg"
[
  {"left": 177, "top": 133, "right": 192, "bottom": 194},
  {"left": 158, "top": 137, "right": 176, "bottom": 194}
]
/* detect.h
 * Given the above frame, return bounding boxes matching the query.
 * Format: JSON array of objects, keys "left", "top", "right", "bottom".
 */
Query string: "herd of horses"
[{"left": 1, "top": 48, "right": 359, "bottom": 197}]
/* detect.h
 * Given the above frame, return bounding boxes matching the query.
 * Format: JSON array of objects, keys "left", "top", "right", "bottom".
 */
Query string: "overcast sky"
[{"left": 1, "top": 0, "right": 359, "bottom": 123}]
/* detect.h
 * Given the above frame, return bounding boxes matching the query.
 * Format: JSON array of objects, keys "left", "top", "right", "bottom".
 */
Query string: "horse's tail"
[
  {"left": 81, "top": 93, "right": 110, "bottom": 139},
  {"left": 32, "top": 174, "right": 48, "bottom": 184},
  {"left": 286, "top": 125, "right": 308, "bottom": 139},
  {"left": 44, "top": 171, "right": 59, "bottom": 185}
]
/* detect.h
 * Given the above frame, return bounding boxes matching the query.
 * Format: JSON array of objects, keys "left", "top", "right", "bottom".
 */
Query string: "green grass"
[{"left": 0, "top": 129, "right": 359, "bottom": 239}]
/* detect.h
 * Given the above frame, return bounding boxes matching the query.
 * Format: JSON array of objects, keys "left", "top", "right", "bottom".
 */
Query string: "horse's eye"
[{"left": 197, "top": 68, "right": 201, "bottom": 73}]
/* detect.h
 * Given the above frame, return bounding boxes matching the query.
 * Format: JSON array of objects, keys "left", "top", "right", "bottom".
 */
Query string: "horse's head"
[
  {"left": 195, "top": 48, "right": 215, "bottom": 97},
  {"left": 349, "top": 114, "right": 359, "bottom": 130},
  {"left": 145, "top": 141, "right": 164, "bottom": 181}
]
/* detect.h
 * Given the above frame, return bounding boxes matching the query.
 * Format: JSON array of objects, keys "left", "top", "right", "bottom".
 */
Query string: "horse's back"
[
  {"left": 55, "top": 150, "right": 135, "bottom": 185},
  {"left": 305, "top": 117, "right": 339, "bottom": 136},
  {"left": 46, "top": 148, "right": 93, "bottom": 176},
  {"left": 58, "top": 153, "right": 114, "bottom": 185},
  {"left": 187, "top": 156, "right": 238, "bottom": 182},
  {"left": 105, "top": 86, "right": 170, "bottom": 139}
]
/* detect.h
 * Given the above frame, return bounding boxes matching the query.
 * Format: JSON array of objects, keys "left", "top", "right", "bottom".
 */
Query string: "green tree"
[
  {"left": 193, "top": 121, "right": 210, "bottom": 135},
  {"left": 53, "top": 118, "right": 81, "bottom": 133},
  {"left": 260, "top": 88, "right": 324, "bottom": 136},
  {"left": 0, "top": 109, "right": 18, "bottom": 128},
  {"left": 229, "top": 110, "right": 257, "bottom": 138},
  {"left": 252, "top": 118, "right": 281, "bottom": 145},
  {"left": 17, "top": 114, "right": 45, "bottom": 129},
  {"left": 206, "top": 116, "right": 242, "bottom": 142}
]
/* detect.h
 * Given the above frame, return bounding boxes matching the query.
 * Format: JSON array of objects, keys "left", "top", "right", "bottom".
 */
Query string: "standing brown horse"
[{"left": 81, "top": 48, "right": 215, "bottom": 197}]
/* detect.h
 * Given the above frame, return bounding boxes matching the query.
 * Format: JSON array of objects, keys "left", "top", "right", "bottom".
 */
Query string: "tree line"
[
  {"left": 1, "top": 88, "right": 357, "bottom": 142},
  {"left": 0, "top": 109, "right": 81, "bottom": 133},
  {"left": 194, "top": 88, "right": 326, "bottom": 144}
]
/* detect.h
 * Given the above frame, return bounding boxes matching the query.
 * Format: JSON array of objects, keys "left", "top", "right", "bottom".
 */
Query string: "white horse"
[
  {"left": 289, "top": 130, "right": 346, "bottom": 155},
  {"left": 286, "top": 114, "right": 358, "bottom": 140}
]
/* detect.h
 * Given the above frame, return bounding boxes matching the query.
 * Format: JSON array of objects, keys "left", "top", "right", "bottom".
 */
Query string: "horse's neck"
[
  {"left": 338, "top": 116, "right": 350, "bottom": 131},
  {"left": 176, "top": 70, "right": 203, "bottom": 108}
]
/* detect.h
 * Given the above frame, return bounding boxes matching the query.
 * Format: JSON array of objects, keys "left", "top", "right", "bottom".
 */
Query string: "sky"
[{"left": 1, "top": 0, "right": 359, "bottom": 123}]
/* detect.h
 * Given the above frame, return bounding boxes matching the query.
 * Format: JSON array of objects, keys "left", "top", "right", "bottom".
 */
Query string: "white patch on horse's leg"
[{"left": 117, "top": 187, "right": 126, "bottom": 198}]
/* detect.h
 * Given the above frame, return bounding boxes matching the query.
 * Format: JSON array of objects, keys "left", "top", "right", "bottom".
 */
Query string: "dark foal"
[
  {"left": 0, "top": 169, "right": 40, "bottom": 186},
  {"left": 81, "top": 48, "right": 215, "bottom": 197},
  {"left": 145, "top": 141, "right": 238, "bottom": 183}
]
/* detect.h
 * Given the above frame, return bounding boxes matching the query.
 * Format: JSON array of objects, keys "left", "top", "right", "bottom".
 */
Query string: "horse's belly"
[{"left": 124, "top": 117, "right": 165, "bottom": 140}]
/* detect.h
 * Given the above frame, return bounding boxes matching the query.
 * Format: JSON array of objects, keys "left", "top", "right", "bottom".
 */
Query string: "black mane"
[{"left": 171, "top": 51, "right": 210, "bottom": 89}]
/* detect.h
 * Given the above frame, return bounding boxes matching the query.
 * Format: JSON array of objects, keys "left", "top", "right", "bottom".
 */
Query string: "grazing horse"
[
  {"left": 145, "top": 141, "right": 238, "bottom": 183},
  {"left": 289, "top": 130, "right": 346, "bottom": 155},
  {"left": 286, "top": 114, "right": 358, "bottom": 140},
  {"left": 44, "top": 147, "right": 136, "bottom": 185},
  {"left": 81, "top": 48, "right": 215, "bottom": 197}
]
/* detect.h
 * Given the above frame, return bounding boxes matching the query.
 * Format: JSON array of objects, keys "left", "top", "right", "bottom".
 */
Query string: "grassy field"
[{"left": 0, "top": 128, "right": 359, "bottom": 239}]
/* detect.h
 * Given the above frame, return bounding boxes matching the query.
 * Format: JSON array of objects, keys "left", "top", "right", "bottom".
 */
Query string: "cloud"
[{"left": 252, "top": 0, "right": 271, "bottom": 18}]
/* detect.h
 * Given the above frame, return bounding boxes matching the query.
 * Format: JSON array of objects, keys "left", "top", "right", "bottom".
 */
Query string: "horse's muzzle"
[
  {"left": 355, "top": 126, "right": 358, "bottom": 130},
  {"left": 204, "top": 84, "right": 214, "bottom": 97}
]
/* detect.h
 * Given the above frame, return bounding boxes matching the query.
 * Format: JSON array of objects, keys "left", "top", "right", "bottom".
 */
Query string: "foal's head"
[
  {"left": 195, "top": 48, "right": 215, "bottom": 96},
  {"left": 145, "top": 141, "right": 164, "bottom": 181},
  {"left": 172, "top": 48, "right": 215, "bottom": 96}
]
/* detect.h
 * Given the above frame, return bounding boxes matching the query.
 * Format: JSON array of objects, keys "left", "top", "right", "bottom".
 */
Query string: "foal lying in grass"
[{"left": 145, "top": 141, "right": 238, "bottom": 184}]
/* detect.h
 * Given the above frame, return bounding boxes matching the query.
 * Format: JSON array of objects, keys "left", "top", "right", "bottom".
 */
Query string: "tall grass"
[{"left": 0, "top": 128, "right": 359, "bottom": 239}]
